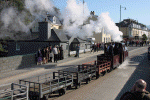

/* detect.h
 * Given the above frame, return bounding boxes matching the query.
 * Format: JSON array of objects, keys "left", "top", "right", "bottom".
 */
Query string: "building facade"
[
  {"left": 93, "top": 27, "right": 111, "bottom": 43},
  {"left": 116, "top": 19, "right": 149, "bottom": 41}
]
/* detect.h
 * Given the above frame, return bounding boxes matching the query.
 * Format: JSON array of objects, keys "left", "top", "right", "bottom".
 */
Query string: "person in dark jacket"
[
  {"left": 59, "top": 45, "right": 64, "bottom": 60},
  {"left": 49, "top": 45, "right": 53, "bottom": 62},
  {"left": 120, "top": 79, "right": 150, "bottom": 100},
  {"left": 45, "top": 47, "right": 49, "bottom": 63},
  {"left": 76, "top": 44, "right": 80, "bottom": 57},
  {"left": 42, "top": 48, "right": 46, "bottom": 64},
  {"left": 36, "top": 48, "right": 43, "bottom": 65}
]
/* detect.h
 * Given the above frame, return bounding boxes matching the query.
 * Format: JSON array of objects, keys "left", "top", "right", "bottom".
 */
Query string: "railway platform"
[{"left": 0, "top": 50, "right": 104, "bottom": 84}]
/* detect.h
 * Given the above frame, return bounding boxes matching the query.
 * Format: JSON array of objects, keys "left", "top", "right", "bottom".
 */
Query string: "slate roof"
[
  {"left": 77, "top": 37, "right": 86, "bottom": 43},
  {"left": 50, "top": 29, "right": 68, "bottom": 42}
]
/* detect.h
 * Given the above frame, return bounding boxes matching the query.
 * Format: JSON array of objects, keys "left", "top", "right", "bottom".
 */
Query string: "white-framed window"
[{"left": 16, "top": 42, "right": 20, "bottom": 51}]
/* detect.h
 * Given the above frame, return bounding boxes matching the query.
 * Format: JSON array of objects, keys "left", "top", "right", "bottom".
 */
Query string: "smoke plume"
[
  {"left": 0, "top": 7, "right": 32, "bottom": 33},
  {"left": 25, "top": 0, "right": 56, "bottom": 21},
  {"left": 96, "top": 12, "right": 123, "bottom": 41},
  {"left": 62, "top": 0, "right": 123, "bottom": 41}
]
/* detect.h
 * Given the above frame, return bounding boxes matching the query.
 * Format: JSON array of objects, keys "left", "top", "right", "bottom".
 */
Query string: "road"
[{"left": 50, "top": 46, "right": 149, "bottom": 100}]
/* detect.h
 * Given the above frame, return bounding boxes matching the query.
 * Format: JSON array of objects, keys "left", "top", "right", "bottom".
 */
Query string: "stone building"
[{"left": 116, "top": 19, "right": 149, "bottom": 41}]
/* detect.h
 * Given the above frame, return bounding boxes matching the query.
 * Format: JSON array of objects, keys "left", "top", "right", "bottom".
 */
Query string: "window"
[{"left": 16, "top": 42, "right": 20, "bottom": 51}]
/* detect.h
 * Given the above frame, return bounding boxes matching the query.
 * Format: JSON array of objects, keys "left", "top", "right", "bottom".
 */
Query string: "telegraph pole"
[{"left": 83, "top": 0, "right": 84, "bottom": 25}]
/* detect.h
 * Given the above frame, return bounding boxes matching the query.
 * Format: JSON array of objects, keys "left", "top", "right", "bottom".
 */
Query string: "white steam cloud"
[
  {"left": 62, "top": 0, "right": 123, "bottom": 41},
  {"left": 62, "top": 0, "right": 90, "bottom": 37},
  {"left": 25, "top": 0, "right": 55, "bottom": 20},
  {"left": 96, "top": 12, "right": 123, "bottom": 41},
  {"left": 1, "top": 7, "right": 32, "bottom": 33}
]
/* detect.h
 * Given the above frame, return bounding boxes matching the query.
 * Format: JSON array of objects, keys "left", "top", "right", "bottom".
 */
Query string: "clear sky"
[{"left": 52, "top": 0, "right": 150, "bottom": 25}]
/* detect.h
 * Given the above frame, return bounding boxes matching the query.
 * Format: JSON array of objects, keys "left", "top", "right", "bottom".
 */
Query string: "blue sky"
[{"left": 52, "top": 0, "right": 150, "bottom": 25}]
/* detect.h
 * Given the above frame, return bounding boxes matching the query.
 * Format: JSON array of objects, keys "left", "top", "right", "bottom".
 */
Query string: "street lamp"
[{"left": 120, "top": 5, "right": 126, "bottom": 22}]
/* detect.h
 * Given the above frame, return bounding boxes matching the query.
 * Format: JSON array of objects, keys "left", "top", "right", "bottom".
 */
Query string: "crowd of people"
[
  {"left": 36, "top": 45, "right": 64, "bottom": 65},
  {"left": 91, "top": 42, "right": 103, "bottom": 53},
  {"left": 125, "top": 41, "right": 149, "bottom": 47}
]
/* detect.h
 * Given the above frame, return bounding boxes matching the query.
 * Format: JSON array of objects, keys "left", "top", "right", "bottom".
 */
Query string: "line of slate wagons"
[
  {"left": 0, "top": 55, "right": 128, "bottom": 100},
  {"left": 0, "top": 42, "right": 128, "bottom": 100}
]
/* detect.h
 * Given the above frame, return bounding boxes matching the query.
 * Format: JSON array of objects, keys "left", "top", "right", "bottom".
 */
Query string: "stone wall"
[
  {"left": 0, "top": 50, "right": 69, "bottom": 73},
  {"left": 0, "top": 53, "right": 36, "bottom": 72},
  {"left": 0, "top": 49, "right": 90, "bottom": 72}
]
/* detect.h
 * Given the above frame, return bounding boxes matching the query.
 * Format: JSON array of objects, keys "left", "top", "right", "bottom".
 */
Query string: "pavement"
[{"left": 0, "top": 50, "right": 104, "bottom": 84}]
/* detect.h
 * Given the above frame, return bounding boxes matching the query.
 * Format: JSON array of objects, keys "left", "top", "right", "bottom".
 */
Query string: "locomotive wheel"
[
  {"left": 89, "top": 77, "right": 92, "bottom": 81},
  {"left": 62, "top": 88, "right": 66, "bottom": 95},
  {"left": 75, "top": 85, "right": 79, "bottom": 89},
  {"left": 67, "top": 85, "right": 72, "bottom": 90},
  {"left": 75, "top": 82, "right": 80, "bottom": 89},
  {"left": 96, "top": 75, "right": 99, "bottom": 79},
  {"left": 86, "top": 79, "right": 89, "bottom": 84},
  {"left": 45, "top": 95, "right": 49, "bottom": 100},
  {"left": 110, "top": 67, "right": 113, "bottom": 71},
  {"left": 58, "top": 89, "right": 62, "bottom": 96},
  {"left": 101, "top": 71, "right": 106, "bottom": 76},
  {"left": 107, "top": 69, "right": 111, "bottom": 73}
]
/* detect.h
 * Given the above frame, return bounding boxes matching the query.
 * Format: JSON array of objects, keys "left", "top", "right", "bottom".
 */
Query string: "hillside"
[{"left": 0, "top": 0, "right": 25, "bottom": 11}]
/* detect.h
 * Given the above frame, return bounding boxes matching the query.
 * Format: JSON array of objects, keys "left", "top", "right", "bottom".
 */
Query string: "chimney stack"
[
  {"left": 90, "top": 11, "right": 95, "bottom": 15},
  {"left": 38, "top": 21, "right": 51, "bottom": 41}
]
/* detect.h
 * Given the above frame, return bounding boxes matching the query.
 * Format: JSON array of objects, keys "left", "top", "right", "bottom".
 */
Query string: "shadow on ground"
[{"left": 115, "top": 52, "right": 150, "bottom": 100}]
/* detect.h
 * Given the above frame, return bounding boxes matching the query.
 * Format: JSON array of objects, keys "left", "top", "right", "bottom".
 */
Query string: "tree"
[
  {"left": 13, "top": 0, "right": 24, "bottom": 11},
  {"left": 142, "top": 34, "right": 147, "bottom": 41}
]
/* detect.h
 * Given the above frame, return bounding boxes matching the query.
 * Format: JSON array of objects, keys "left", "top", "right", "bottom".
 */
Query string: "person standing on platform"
[
  {"left": 99, "top": 42, "right": 101, "bottom": 51},
  {"left": 49, "top": 45, "right": 53, "bottom": 62},
  {"left": 42, "top": 48, "right": 46, "bottom": 64},
  {"left": 53, "top": 45, "right": 58, "bottom": 63},
  {"left": 36, "top": 48, "right": 43, "bottom": 65},
  {"left": 76, "top": 44, "right": 80, "bottom": 57},
  {"left": 96, "top": 42, "right": 99, "bottom": 52},
  {"left": 57, "top": 45, "right": 60, "bottom": 60},
  {"left": 45, "top": 47, "right": 49, "bottom": 63},
  {"left": 59, "top": 45, "right": 64, "bottom": 60}
]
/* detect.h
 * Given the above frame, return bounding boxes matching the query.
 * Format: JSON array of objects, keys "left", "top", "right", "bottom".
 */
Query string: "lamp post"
[{"left": 120, "top": 5, "right": 126, "bottom": 22}]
